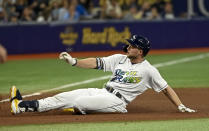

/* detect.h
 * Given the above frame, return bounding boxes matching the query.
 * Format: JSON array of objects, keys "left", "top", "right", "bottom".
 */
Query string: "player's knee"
[{"left": 73, "top": 97, "right": 87, "bottom": 114}]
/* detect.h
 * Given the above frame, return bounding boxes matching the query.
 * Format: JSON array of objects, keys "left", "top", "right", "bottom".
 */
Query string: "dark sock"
[
  {"left": 10, "top": 89, "right": 22, "bottom": 102},
  {"left": 18, "top": 100, "right": 39, "bottom": 112}
]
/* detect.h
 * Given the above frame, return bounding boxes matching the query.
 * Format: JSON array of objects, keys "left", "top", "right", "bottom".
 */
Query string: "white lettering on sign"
[{"left": 187, "top": 0, "right": 209, "bottom": 18}]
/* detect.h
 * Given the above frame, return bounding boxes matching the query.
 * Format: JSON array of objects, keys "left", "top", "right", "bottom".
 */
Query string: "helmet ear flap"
[{"left": 123, "top": 45, "right": 129, "bottom": 53}]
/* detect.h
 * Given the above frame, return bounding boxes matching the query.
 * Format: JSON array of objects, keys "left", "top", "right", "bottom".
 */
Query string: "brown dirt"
[
  {"left": 0, "top": 88, "right": 209, "bottom": 126},
  {"left": 7, "top": 47, "right": 209, "bottom": 61}
]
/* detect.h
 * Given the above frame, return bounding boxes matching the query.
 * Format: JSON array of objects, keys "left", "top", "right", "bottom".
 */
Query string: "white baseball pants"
[{"left": 38, "top": 88, "right": 127, "bottom": 114}]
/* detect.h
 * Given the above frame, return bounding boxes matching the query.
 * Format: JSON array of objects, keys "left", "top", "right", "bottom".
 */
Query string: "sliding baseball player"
[{"left": 10, "top": 35, "right": 196, "bottom": 114}]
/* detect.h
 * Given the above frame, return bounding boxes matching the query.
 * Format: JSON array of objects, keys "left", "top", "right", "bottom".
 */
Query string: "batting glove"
[
  {"left": 178, "top": 104, "right": 196, "bottom": 113},
  {"left": 59, "top": 52, "right": 77, "bottom": 66}
]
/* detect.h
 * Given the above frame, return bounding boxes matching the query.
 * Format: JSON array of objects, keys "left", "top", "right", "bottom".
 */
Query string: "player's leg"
[
  {"left": 10, "top": 86, "right": 126, "bottom": 115},
  {"left": 37, "top": 88, "right": 91, "bottom": 112},
  {"left": 10, "top": 86, "right": 91, "bottom": 114},
  {"left": 72, "top": 88, "right": 127, "bottom": 114},
  {"left": 10, "top": 86, "right": 39, "bottom": 114}
]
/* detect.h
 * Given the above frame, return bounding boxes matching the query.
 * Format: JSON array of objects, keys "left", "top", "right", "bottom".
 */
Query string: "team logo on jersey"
[{"left": 111, "top": 69, "right": 141, "bottom": 83}]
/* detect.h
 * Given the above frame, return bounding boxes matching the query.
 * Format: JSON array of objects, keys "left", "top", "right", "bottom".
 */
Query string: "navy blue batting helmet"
[{"left": 124, "top": 35, "right": 151, "bottom": 57}]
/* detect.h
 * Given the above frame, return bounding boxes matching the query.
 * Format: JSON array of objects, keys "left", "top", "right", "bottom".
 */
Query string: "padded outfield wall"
[{"left": 0, "top": 19, "right": 209, "bottom": 54}]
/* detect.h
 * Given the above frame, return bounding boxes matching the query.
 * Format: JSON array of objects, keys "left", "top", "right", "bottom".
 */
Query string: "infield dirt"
[{"left": 0, "top": 88, "right": 209, "bottom": 126}]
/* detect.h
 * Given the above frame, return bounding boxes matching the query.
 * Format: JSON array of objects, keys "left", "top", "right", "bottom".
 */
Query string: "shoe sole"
[
  {"left": 10, "top": 86, "right": 17, "bottom": 100},
  {"left": 11, "top": 99, "right": 19, "bottom": 114},
  {"left": 10, "top": 86, "right": 19, "bottom": 114},
  {"left": 63, "top": 108, "right": 75, "bottom": 113}
]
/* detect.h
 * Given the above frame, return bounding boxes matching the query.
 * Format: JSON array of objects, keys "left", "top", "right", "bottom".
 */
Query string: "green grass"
[
  {"left": 146, "top": 52, "right": 209, "bottom": 87},
  {"left": 0, "top": 52, "right": 209, "bottom": 94},
  {"left": 0, "top": 118, "right": 209, "bottom": 131},
  {"left": 159, "top": 58, "right": 209, "bottom": 87},
  {"left": 0, "top": 59, "right": 111, "bottom": 93}
]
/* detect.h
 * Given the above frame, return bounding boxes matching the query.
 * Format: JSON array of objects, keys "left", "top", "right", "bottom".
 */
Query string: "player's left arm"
[{"left": 162, "top": 85, "right": 196, "bottom": 113}]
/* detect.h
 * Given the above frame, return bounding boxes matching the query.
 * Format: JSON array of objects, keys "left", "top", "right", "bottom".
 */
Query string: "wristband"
[{"left": 72, "top": 59, "right": 77, "bottom": 66}]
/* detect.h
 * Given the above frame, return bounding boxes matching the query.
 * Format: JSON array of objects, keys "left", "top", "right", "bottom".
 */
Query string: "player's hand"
[
  {"left": 59, "top": 52, "right": 77, "bottom": 65},
  {"left": 178, "top": 104, "right": 196, "bottom": 113}
]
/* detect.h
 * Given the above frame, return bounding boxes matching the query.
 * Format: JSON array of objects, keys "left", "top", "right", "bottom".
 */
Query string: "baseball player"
[
  {"left": 0, "top": 44, "right": 7, "bottom": 64},
  {"left": 10, "top": 35, "right": 196, "bottom": 115}
]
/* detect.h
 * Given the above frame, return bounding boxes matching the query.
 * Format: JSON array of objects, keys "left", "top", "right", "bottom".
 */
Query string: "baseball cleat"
[
  {"left": 10, "top": 86, "right": 22, "bottom": 114},
  {"left": 63, "top": 108, "right": 75, "bottom": 113},
  {"left": 63, "top": 108, "right": 86, "bottom": 115}
]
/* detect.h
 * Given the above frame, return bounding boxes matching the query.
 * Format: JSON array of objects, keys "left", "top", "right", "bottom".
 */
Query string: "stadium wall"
[{"left": 0, "top": 19, "right": 209, "bottom": 54}]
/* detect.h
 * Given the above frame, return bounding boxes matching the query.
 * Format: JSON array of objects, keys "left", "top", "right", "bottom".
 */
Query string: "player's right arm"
[
  {"left": 59, "top": 52, "right": 125, "bottom": 71},
  {"left": 75, "top": 58, "right": 97, "bottom": 69},
  {"left": 59, "top": 52, "right": 97, "bottom": 69}
]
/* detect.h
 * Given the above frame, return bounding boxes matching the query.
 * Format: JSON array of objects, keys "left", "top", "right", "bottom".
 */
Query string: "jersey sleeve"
[
  {"left": 149, "top": 67, "right": 168, "bottom": 92},
  {"left": 101, "top": 54, "right": 124, "bottom": 72}
]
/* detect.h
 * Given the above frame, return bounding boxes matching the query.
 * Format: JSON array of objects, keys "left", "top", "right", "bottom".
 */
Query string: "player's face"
[{"left": 127, "top": 45, "right": 143, "bottom": 59}]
